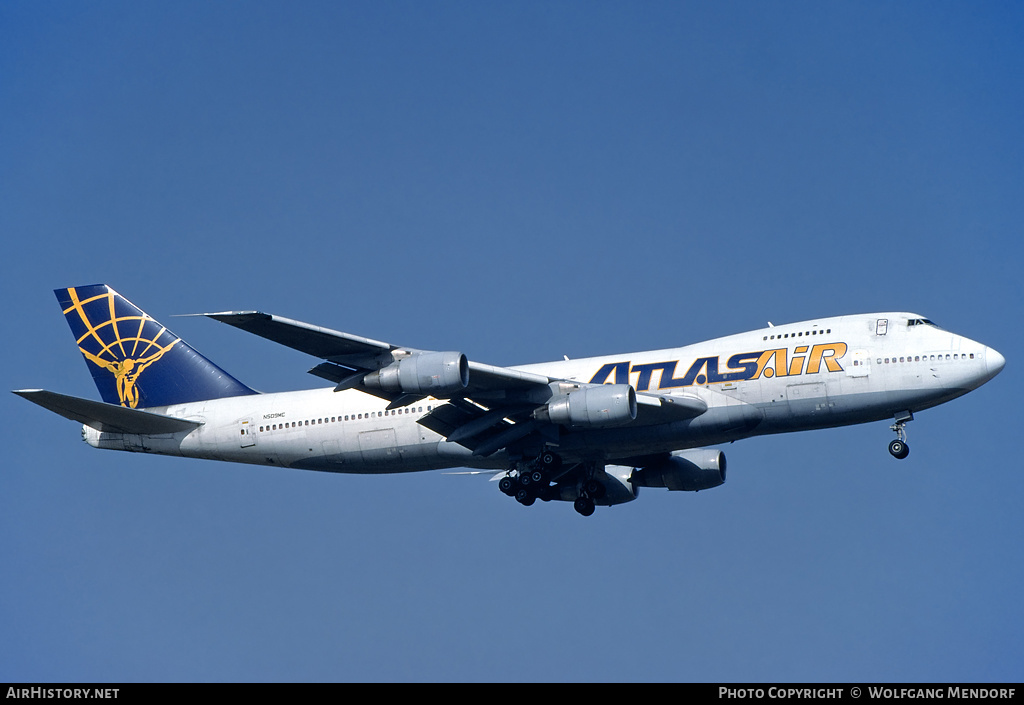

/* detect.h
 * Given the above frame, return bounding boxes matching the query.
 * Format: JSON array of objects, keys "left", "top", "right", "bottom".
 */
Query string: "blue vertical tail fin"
[{"left": 55, "top": 285, "right": 258, "bottom": 408}]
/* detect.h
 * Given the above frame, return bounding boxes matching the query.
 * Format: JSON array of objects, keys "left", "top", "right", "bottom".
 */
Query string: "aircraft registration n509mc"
[{"left": 15, "top": 285, "right": 1005, "bottom": 516}]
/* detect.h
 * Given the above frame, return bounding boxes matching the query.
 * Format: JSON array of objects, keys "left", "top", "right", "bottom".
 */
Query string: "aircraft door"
[
  {"left": 239, "top": 418, "right": 256, "bottom": 448},
  {"left": 847, "top": 349, "right": 871, "bottom": 378}
]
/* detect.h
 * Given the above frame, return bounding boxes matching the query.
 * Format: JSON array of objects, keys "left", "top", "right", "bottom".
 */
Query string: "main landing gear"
[
  {"left": 498, "top": 452, "right": 607, "bottom": 517},
  {"left": 572, "top": 477, "right": 606, "bottom": 517},
  {"left": 888, "top": 411, "right": 913, "bottom": 459},
  {"left": 498, "top": 450, "right": 563, "bottom": 507}
]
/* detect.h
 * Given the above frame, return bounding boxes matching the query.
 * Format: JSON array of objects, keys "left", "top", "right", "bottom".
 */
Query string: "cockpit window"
[{"left": 908, "top": 318, "right": 938, "bottom": 328}]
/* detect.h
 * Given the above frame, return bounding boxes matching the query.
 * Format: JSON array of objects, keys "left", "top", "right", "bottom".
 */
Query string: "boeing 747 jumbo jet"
[{"left": 15, "top": 285, "right": 1005, "bottom": 516}]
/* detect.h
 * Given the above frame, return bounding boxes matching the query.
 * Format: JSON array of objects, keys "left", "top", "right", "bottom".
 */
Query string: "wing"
[
  {"left": 196, "top": 310, "right": 705, "bottom": 457},
  {"left": 196, "top": 311, "right": 560, "bottom": 455},
  {"left": 196, "top": 311, "right": 551, "bottom": 398}
]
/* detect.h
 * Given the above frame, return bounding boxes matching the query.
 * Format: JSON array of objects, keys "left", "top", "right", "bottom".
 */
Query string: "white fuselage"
[{"left": 82, "top": 313, "right": 1003, "bottom": 473}]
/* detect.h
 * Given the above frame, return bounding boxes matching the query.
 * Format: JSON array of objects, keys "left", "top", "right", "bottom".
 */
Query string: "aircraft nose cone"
[{"left": 987, "top": 347, "right": 1005, "bottom": 378}]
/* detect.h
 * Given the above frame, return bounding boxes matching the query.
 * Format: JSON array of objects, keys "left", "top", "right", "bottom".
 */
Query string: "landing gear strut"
[
  {"left": 888, "top": 411, "right": 912, "bottom": 459},
  {"left": 572, "top": 472, "right": 605, "bottom": 517}
]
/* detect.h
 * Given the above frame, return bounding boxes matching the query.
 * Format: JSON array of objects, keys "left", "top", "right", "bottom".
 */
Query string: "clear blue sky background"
[{"left": 2, "top": 1, "right": 1021, "bottom": 683}]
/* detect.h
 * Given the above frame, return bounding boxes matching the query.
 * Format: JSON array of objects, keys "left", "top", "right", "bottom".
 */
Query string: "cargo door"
[
  {"left": 786, "top": 382, "right": 833, "bottom": 418},
  {"left": 358, "top": 428, "right": 401, "bottom": 466}
]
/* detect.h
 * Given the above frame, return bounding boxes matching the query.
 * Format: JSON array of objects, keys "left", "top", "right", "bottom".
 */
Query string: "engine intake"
[
  {"left": 363, "top": 351, "right": 469, "bottom": 395},
  {"left": 536, "top": 384, "right": 637, "bottom": 428},
  {"left": 631, "top": 449, "right": 726, "bottom": 491}
]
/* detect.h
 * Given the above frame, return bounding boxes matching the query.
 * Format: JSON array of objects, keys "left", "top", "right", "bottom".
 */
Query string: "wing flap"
[
  {"left": 13, "top": 389, "right": 203, "bottom": 434},
  {"left": 417, "top": 399, "right": 540, "bottom": 454}
]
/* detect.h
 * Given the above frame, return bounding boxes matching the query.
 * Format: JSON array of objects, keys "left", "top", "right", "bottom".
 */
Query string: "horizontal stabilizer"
[{"left": 13, "top": 389, "right": 203, "bottom": 434}]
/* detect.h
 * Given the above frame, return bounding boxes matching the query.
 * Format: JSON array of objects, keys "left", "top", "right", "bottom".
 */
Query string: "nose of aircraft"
[{"left": 986, "top": 347, "right": 1006, "bottom": 378}]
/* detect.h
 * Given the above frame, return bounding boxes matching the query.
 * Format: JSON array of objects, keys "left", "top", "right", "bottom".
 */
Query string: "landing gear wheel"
[
  {"left": 888, "top": 439, "right": 910, "bottom": 459},
  {"left": 517, "top": 493, "right": 536, "bottom": 506},
  {"left": 498, "top": 476, "right": 516, "bottom": 495},
  {"left": 539, "top": 450, "right": 562, "bottom": 472},
  {"left": 574, "top": 496, "right": 595, "bottom": 517},
  {"left": 583, "top": 478, "right": 606, "bottom": 499}
]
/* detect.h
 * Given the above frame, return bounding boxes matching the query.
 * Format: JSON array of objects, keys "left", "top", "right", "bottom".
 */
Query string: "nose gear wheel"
[{"left": 888, "top": 411, "right": 912, "bottom": 459}]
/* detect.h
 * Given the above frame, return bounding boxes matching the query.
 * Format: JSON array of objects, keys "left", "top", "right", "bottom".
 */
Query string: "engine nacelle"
[
  {"left": 537, "top": 384, "right": 637, "bottom": 428},
  {"left": 631, "top": 449, "right": 726, "bottom": 491},
  {"left": 598, "top": 465, "right": 641, "bottom": 505},
  {"left": 553, "top": 464, "right": 639, "bottom": 506},
  {"left": 363, "top": 351, "right": 469, "bottom": 395}
]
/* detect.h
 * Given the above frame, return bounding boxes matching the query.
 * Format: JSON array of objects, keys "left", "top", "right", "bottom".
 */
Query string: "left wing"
[
  {"left": 196, "top": 310, "right": 705, "bottom": 456},
  {"left": 196, "top": 311, "right": 552, "bottom": 400}
]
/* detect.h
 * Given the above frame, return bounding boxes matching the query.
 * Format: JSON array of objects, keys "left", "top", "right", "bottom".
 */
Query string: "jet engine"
[
  {"left": 362, "top": 351, "right": 469, "bottom": 395},
  {"left": 630, "top": 449, "right": 726, "bottom": 491},
  {"left": 552, "top": 464, "right": 639, "bottom": 507},
  {"left": 595, "top": 465, "right": 641, "bottom": 505},
  {"left": 536, "top": 384, "right": 637, "bottom": 428}
]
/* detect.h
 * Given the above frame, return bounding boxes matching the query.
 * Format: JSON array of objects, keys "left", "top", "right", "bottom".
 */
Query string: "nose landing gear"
[{"left": 888, "top": 411, "right": 913, "bottom": 459}]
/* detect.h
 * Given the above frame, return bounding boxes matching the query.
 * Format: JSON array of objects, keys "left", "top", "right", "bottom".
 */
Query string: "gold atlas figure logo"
[
  {"left": 80, "top": 344, "right": 176, "bottom": 408},
  {"left": 65, "top": 287, "right": 179, "bottom": 408}
]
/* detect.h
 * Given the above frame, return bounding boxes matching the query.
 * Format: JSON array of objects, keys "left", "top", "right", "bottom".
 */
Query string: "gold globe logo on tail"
[{"left": 63, "top": 287, "right": 181, "bottom": 409}]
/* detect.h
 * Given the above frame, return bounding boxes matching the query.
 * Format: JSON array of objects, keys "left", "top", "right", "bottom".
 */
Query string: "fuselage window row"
[
  {"left": 259, "top": 406, "right": 429, "bottom": 432},
  {"left": 763, "top": 328, "right": 832, "bottom": 341},
  {"left": 862, "top": 353, "right": 975, "bottom": 366}
]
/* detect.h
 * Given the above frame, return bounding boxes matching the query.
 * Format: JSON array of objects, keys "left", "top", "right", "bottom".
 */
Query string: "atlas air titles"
[{"left": 589, "top": 342, "right": 849, "bottom": 391}]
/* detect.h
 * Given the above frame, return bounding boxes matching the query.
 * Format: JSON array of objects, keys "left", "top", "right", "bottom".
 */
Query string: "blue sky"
[{"left": 2, "top": 1, "right": 1022, "bottom": 682}]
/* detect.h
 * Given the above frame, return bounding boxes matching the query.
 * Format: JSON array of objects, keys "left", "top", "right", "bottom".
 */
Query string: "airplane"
[{"left": 14, "top": 285, "right": 1005, "bottom": 516}]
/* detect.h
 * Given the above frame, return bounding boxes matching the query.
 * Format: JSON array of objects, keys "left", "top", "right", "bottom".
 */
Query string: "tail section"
[{"left": 56, "top": 285, "right": 258, "bottom": 408}]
